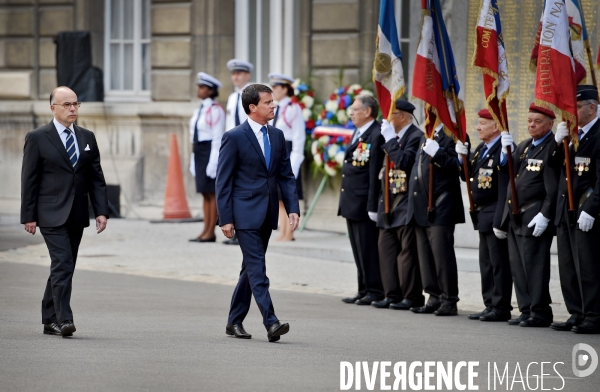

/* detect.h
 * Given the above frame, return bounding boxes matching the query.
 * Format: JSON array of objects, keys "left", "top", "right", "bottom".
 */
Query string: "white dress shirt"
[
  {"left": 225, "top": 83, "right": 250, "bottom": 132},
  {"left": 396, "top": 122, "right": 412, "bottom": 142},
  {"left": 580, "top": 116, "right": 598, "bottom": 138},
  {"left": 353, "top": 119, "right": 375, "bottom": 143},
  {"left": 53, "top": 118, "right": 80, "bottom": 158},
  {"left": 270, "top": 96, "right": 306, "bottom": 178},
  {"left": 247, "top": 117, "right": 270, "bottom": 157}
]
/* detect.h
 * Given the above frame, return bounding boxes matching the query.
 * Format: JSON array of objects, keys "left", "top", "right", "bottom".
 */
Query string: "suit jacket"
[
  {"left": 459, "top": 139, "right": 509, "bottom": 232},
  {"left": 216, "top": 120, "right": 299, "bottom": 230},
  {"left": 406, "top": 131, "right": 465, "bottom": 227},
  {"left": 20, "top": 121, "right": 109, "bottom": 228},
  {"left": 376, "top": 124, "right": 422, "bottom": 229},
  {"left": 553, "top": 118, "right": 600, "bottom": 225},
  {"left": 501, "top": 133, "right": 560, "bottom": 235},
  {"left": 338, "top": 120, "right": 385, "bottom": 220}
]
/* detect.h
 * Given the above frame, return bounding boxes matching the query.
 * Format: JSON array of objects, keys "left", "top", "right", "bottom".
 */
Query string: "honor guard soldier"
[
  {"left": 499, "top": 103, "right": 560, "bottom": 328},
  {"left": 406, "top": 123, "right": 465, "bottom": 316},
  {"left": 223, "top": 59, "right": 253, "bottom": 245},
  {"left": 371, "top": 100, "right": 424, "bottom": 310},
  {"left": 456, "top": 109, "right": 513, "bottom": 322},
  {"left": 340, "top": 95, "right": 385, "bottom": 306},
  {"left": 551, "top": 85, "right": 600, "bottom": 334}
]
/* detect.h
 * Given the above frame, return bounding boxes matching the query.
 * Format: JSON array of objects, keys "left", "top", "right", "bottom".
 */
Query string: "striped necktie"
[{"left": 65, "top": 128, "right": 78, "bottom": 167}]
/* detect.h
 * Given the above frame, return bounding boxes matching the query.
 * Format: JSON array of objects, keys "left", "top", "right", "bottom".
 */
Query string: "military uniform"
[
  {"left": 406, "top": 127, "right": 465, "bottom": 313},
  {"left": 339, "top": 120, "right": 385, "bottom": 302},
  {"left": 375, "top": 122, "right": 424, "bottom": 308}
]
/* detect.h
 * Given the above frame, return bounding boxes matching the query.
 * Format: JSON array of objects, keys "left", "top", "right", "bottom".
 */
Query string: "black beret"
[
  {"left": 394, "top": 99, "right": 415, "bottom": 114},
  {"left": 577, "top": 85, "right": 598, "bottom": 102}
]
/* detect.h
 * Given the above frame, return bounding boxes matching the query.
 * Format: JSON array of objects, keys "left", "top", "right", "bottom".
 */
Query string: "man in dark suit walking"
[
  {"left": 216, "top": 83, "right": 300, "bottom": 342},
  {"left": 339, "top": 95, "right": 385, "bottom": 306},
  {"left": 21, "top": 86, "right": 109, "bottom": 337},
  {"left": 372, "top": 100, "right": 424, "bottom": 310}
]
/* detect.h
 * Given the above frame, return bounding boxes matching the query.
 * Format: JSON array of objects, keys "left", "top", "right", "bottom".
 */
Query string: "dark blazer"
[
  {"left": 553, "top": 118, "right": 600, "bottom": 225},
  {"left": 459, "top": 138, "right": 509, "bottom": 232},
  {"left": 338, "top": 120, "right": 385, "bottom": 220},
  {"left": 20, "top": 121, "right": 109, "bottom": 228},
  {"left": 376, "top": 124, "right": 422, "bottom": 228},
  {"left": 216, "top": 120, "right": 299, "bottom": 230},
  {"left": 406, "top": 131, "right": 465, "bottom": 227},
  {"left": 501, "top": 132, "right": 560, "bottom": 235}
]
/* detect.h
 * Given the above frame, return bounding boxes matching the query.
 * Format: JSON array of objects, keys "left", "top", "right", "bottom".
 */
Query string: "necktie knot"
[
  {"left": 64, "top": 127, "right": 78, "bottom": 167},
  {"left": 578, "top": 129, "right": 584, "bottom": 140}
]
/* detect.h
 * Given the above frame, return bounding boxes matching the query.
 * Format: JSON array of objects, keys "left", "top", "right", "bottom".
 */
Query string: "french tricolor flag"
[
  {"left": 534, "top": 0, "right": 578, "bottom": 138},
  {"left": 373, "top": 0, "right": 405, "bottom": 118}
]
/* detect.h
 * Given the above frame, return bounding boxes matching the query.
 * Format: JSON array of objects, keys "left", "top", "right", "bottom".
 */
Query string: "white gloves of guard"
[
  {"left": 527, "top": 212, "right": 550, "bottom": 237},
  {"left": 501, "top": 132, "right": 513, "bottom": 155},
  {"left": 423, "top": 139, "right": 440, "bottom": 157},
  {"left": 381, "top": 120, "right": 396, "bottom": 142},
  {"left": 555, "top": 122, "right": 570, "bottom": 144},
  {"left": 578, "top": 211, "right": 595, "bottom": 232},
  {"left": 455, "top": 140, "right": 469, "bottom": 156},
  {"left": 368, "top": 212, "right": 378, "bottom": 222},
  {"left": 493, "top": 228, "right": 507, "bottom": 240},
  {"left": 206, "top": 162, "right": 217, "bottom": 179}
]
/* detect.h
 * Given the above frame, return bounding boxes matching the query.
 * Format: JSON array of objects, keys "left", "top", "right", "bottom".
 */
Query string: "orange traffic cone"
[{"left": 163, "top": 134, "right": 192, "bottom": 219}]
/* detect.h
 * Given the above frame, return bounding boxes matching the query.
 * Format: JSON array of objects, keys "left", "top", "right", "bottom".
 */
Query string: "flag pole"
[
  {"left": 384, "top": 154, "right": 391, "bottom": 216},
  {"left": 576, "top": 0, "right": 597, "bottom": 88},
  {"left": 564, "top": 134, "right": 576, "bottom": 211},
  {"left": 449, "top": 88, "right": 475, "bottom": 213}
]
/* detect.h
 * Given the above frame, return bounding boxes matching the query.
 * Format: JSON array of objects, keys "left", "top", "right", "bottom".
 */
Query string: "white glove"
[
  {"left": 578, "top": 211, "right": 595, "bottom": 232},
  {"left": 423, "top": 139, "right": 440, "bottom": 157},
  {"left": 455, "top": 140, "right": 469, "bottom": 156},
  {"left": 381, "top": 119, "right": 396, "bottom": 142},
  {"left": 206, "top": 162, "right": 217, "bottom": 179},
  {"left": 368, "top": 212, "right": 378, "bottom": 222},
  {"left": 493, "top": 228, "right": 507, "bottom": 240},
  {"left": 189, "top": 153, "right": 196, "bottom": 177},
  {"left": 501, "top": 131, "right": 513, "bottom": 154},
  {"left": 527, "top": 212, "right": 550, "bottom": 237},
  {"left": 555, "top": 122, "right": 570, "bottom": 144}
]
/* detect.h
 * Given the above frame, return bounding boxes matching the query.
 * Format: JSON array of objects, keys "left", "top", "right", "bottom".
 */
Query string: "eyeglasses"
[{"left": 52, "top": 102, "right": 81, "bottom": 109}]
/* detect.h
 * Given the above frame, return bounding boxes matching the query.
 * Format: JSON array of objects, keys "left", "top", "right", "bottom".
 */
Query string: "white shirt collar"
[
  {"left": 201, "top": 97, "right": 213, "bottom": 108},
  {"left": 485, "top": 134, "right": 502, "bottom": 149},
  {"left": 396, "top": 122, "right": 412, "bottom": 141},
  {"left": 53, "top": 118, "right": 73, "bottom": 134},
  {"left": 277, "top": 96, "right": 291, "bottom": 107},
  {"left": 435, "top": 123, "right": 444, "bottom": 135},
  {"left": 580, "top": 116, "right": 598, "bottom": 136},
  {"left": 248, "top": 117, "right": 268, "bottom": 135},
  {"left": 357, "top": 119, "right": 375, "bottom": 136}
]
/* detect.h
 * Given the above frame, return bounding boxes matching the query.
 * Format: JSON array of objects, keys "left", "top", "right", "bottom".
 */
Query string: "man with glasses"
[{"left": 21, "top": 86, "right": 109, "bottom": 337}]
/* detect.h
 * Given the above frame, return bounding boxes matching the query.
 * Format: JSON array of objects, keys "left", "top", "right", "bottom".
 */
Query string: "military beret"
[
  {"left": 528, "top": 103, "right": 556, "bottom": 119},
  {"left": 197, "top": 72, "right": 222, "bottom": 89},
  {"left": 227, "top": 59, "right": 253, "bottom": 73},
  {"left": 477, "top": 108, "right": 493, "bottom": 120},
  {"left": 576, "top": 85, "right": 598, "bottom": 102},
  {"left": 394, "top": 99, "right": 415, "bottom": 114}
]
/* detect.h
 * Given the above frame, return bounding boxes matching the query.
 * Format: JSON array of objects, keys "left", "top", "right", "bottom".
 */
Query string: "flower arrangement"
[
  {"left": 310, "top": 134, "right": 348, "bottom": 176},
  {"left": 315, "top": 84, "right": 374, "bottom": 128},
  {"left": 292, "top": 79, "right": 318, "bottom": 133}
]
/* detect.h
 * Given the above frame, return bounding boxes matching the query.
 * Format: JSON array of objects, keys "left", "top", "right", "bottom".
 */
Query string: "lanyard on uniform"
[{"left": 280, "top": 103, "right": 298, "bottom": 129}]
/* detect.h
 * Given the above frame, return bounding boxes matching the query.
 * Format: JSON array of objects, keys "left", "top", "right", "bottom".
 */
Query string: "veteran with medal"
[
  {"left": 499, "top": 103, "right": 560, "bottom": 328},
  {"left": 371, "top": 100, "right": 424, "bottom": 310},
  {"left": 456, "top": 109, "right": 513, "bottom": 322},
  {"left": 551, "top": 85, "right": 600, "bottom": 334},
  {"left": 340, "top": 95, "right": 385, "bottom": 306}
]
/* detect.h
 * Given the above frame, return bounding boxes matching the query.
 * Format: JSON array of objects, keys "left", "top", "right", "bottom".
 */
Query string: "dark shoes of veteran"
[{"left": 44, "top": 321, "right": 76, "bottom": 337}]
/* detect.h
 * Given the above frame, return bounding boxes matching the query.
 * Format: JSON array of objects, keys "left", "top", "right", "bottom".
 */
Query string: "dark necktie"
[
  {"left": 234, "top": 93, "right": 241, "bottom": 126},
  {"left": 260, "top": 126, "right": 271, "bottom": 170},
  {"left": 65, "top": 129, "right": 78, "bottom": 167},
  {"left": 351, "top": 129, "right": 359, "bottom": 144},
  {"left": 478, "top": 146, "right": 488, "bottom": 163},
  {"left": 578, "top": 129, "right": 584, "bottom": 142}
]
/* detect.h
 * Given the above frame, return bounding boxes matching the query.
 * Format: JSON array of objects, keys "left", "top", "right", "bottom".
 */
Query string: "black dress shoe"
[
  {"left": 267, "top": 321, "right": 289, "bottom": 342},
  {"left": 519, "top": 317, "right": 552, "bottom": 328},
  {"left": 355, "top": 294, "right": 382, "bottom": 306},
  {"left": 342, "top": 294, "right": 364, "bottom": 304},
  {"left": 550, "top": 315, "right": 583, "bottom": 331},
  {"left": 508, "top": 313, "right": 530, "bottom": 326},
  {"left": 43, "top": 323, "right": 61, "bottom": 336},
  {"left": 390, "top": 298, "right": 424, "bottom": 310},
  {"left": 480, "top": 310, "right": 511, "bottom": 322},
  {"left": 59, "top": 320, "right": 76, "bottom": 337},
  {"left": 189, "top": 237, "right": 216, "bottom": 243},
  {"left": 572, "top": 321, "right": 600, "bottom": 334},
  {"left": 468, "top": 307, "right": 491, "bottom": 320},
  {"left": 434, "top": 304, "right": 458, "bottom": 316},
  {"left": 410, "top": 303, "right": 441, "bottom": 314},
  {"left": 371, "top": 298, "right": 397, "bottom": 308},
  {"left": 226, "top": 323, "right": 252, "bottom": 339},
  {"left": 223, "top": 236, "right": 239, "bottom": 245}
]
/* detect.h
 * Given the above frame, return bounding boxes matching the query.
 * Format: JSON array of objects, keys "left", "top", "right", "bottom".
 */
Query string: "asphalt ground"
[{"left": 1, "top": 261, "right": 599, "bottom": 392}]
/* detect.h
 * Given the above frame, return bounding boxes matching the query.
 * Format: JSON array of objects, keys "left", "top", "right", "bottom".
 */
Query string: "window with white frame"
[
  {"left": 395, "top": 0, "right": 410, "bottom": 88},
  {"left": 104, "top": 0, "right": 151, "bottom": 101}
]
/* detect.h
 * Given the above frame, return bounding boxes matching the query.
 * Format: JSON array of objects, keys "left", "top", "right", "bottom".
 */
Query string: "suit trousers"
[
  {"left": 478, "top": 231, "right": 513, "bottom": 312},
  {"left": 556, "top": 221, "right": 584, "bottom": 318},
  {"left": 378, "top": 226, "right": 423, "bottom": 303},
  {"left": 414, "top": 224, "right": 459, "bottom": 307},
  {"left": 346, "top": 218, "right": 383, "bottom": 299},
  {"left": 39, "top": 215, "right": 84, "bottom": 324},
  {"left": 227, "top": 210, "right": 278, "bottom": 329},
  {"left": 507, "top": 226, "right": 553, "bottom": 321}
]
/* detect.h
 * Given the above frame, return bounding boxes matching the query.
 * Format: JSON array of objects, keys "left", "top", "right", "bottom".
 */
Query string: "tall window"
[
  {"left": 395, "top": 0, "right": 411, "bottom": 87},
  {"left": 104, "top": 0, "right": 151, "bottom": 101}
]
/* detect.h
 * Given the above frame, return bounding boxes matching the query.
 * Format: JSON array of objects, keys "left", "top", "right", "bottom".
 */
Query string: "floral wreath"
[
  {"left": 291, "top": 79, "right": 318, "bottom": 133},
  {"left": 315, "top": 84, "right": 374, "bottom": 128}
]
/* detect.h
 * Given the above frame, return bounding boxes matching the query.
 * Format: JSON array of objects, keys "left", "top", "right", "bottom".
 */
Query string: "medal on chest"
[
  {"left": 574, "top": 157, "right": 591, "bottom": 176},
  {"left": 387, "top": 161, "right": 407, "bottom": 194},
  {"left": 526, "top": 159, "right": 543, "bottom": 172},
  {"left": 352, "top": 141, "right": 371, "bottom": 166},
  {"left": 477, "top": 168, "right": 493, "bottom": 189}
]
